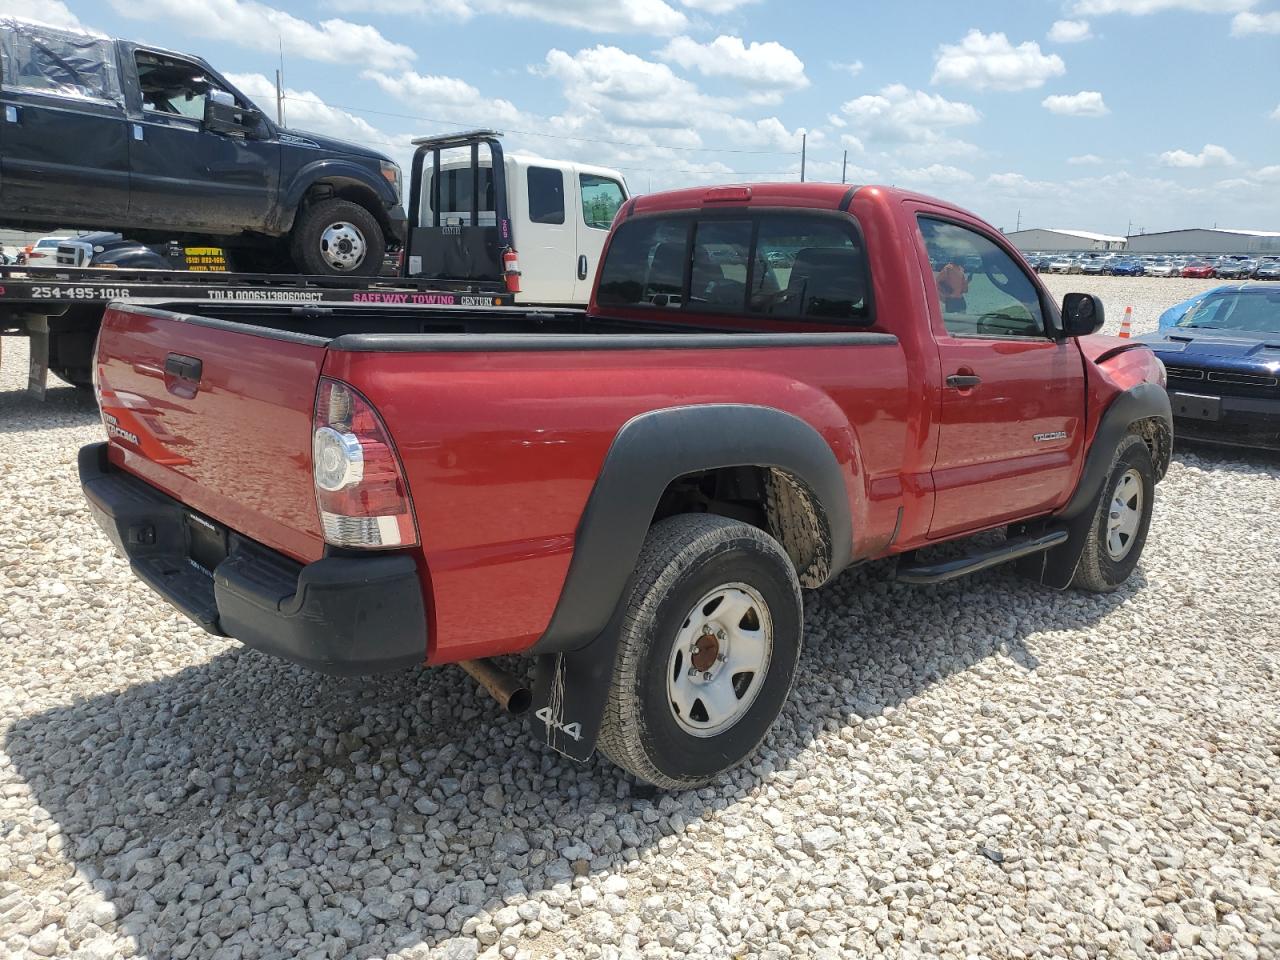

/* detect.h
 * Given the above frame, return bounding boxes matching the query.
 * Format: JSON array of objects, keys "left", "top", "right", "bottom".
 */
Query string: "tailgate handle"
[{"left": 164, "top": 354, "right": 202, "bottom": 383}]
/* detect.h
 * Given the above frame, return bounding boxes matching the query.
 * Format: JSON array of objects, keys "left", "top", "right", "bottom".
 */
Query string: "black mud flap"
[{"left": 529, "top": 630, "right": 621, "bottom": 763}]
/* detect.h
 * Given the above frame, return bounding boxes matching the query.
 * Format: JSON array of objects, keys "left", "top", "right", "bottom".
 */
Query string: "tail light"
[{"left": 312, "top": 378, "right": 417, "bottom": 549}]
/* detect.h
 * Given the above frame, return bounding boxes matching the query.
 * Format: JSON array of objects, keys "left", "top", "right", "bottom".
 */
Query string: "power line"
[{"left": 279, "top": 93, "right": 799, "bottom": 157}]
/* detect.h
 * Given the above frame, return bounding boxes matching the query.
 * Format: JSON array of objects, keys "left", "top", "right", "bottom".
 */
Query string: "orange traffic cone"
[{"left": 1118, "top": 306, "right": 1132, "bottom": 339}]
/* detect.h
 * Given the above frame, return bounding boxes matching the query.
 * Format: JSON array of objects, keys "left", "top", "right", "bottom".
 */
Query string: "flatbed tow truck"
[
  {"left": 0, "top": 264, "right": 509, "bottom": 397},
  {"left": 1, "top": 129, "right": 623, "bottom": 399}
]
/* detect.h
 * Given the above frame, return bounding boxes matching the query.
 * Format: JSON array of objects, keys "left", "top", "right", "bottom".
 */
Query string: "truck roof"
[{"left": 626, "top": 182, "right": 977, "bottom": 219}]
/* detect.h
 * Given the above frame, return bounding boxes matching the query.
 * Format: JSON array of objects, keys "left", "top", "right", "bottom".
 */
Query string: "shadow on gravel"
[
  {"left": 0, "top": 382, "right": 98, "bottom": 435},
  {"left": 1172, "top": 439, "right": 1280, "bottom": 473},
  {"left": 5, "top": 555, "right": 1141, "bottom": 959}
]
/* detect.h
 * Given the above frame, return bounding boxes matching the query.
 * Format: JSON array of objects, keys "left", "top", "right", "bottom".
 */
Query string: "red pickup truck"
[{"left": 80, "top": 183, "right": 1172, "bottom": 788}]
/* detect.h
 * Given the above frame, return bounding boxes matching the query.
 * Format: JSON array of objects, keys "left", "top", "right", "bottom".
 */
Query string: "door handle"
[
  {"left": 946, "top": 373, "right": 982, "bottom": 389},
  {"left": 132, "top": 123, "right": 144, "bottom": 141},
  {"left": 577, "top": 255, "right": 588, "bottom": 281},
  {"left": 4, "top": 105, "right": 18, "bottom": 123}
]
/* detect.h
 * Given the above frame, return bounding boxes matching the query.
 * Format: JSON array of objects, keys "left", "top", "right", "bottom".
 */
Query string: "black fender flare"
[
  {"left": 1020, "top": 381, "right": 1173, "bottom": 589},
  {"left": 276, "top": 160, "right": 398, "bottom": 234},
  {"left": 527, "top": 403, "right": 855, "bottom": 761}
]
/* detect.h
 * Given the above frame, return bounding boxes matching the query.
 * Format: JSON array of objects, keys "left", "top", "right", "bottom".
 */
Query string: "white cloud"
[
  {"left": 658, "top": 35, "right": 809, "bottom": 99},
  {"left": 1272, "top": 104, "right": 1280, "bottom": 120},
  {"left": 840, "top": 133, "right": 865, "bottom": 153},
  {"left": 340, "top": 0, "right": 689, "bottom": 34},
  {"left": 1231, "top": 11, "right": 1280, "bottom": 34},
  {"left": 1042, "top": 91, "right": 1110, "bottom": 116},
  {"left": 0, "top": 0, "right": 88, "bottom": 30},
  {"left": 829, "top": 60, "right": 865, "bottom": 77},
  {"left": 985, "top": 172, "right": 1064, "bottom": 195},
  {"left": 1048, "top": 19, "right": 1093, "bottom": 42},
  {"left": 677, "top": 0, "right": 759, "bottom": 11},
  {"left": 932, "top": 29, "right": 1065, "bottom": 91},
  {"left": 363, "top": 71, "right": 526, "bottom": 129},
  {"left": 228, "top": 72, "right": 402, "bottom": 152},
  {"left": 108, "top": 0, "right": 415, "bottom": 69},
  {"left": 1158, "top": 143, "right": 1239, "bottom": 168},
  {"left": 1072, "top": 0, "right": 1253, "bottom": 14},
  {"left": 894, "top": 164, "right": 975, "bottom": 186},
  {"left": 840, "top": 84, "right": 980, "bottom": 152},
  {"left": 1253, "top": 165, "right": 1280, "bottom": 182},
  {"left": 1068, "top": 153, "right": 1106, "bottom": 165}
]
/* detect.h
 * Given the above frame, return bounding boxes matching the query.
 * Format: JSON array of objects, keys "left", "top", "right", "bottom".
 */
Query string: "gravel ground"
[{"left": 1, "top": 276, "right": 1278, "bottom": 960}]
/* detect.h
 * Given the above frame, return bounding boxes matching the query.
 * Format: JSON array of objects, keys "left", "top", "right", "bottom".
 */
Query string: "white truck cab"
[{"left": 410, "top": 131, "right": 628, "bottom": 306}]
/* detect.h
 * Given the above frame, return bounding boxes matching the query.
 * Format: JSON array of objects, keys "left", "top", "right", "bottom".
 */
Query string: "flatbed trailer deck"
[{"left": 0, "top": 265, "right": 508, "bottom": 397}]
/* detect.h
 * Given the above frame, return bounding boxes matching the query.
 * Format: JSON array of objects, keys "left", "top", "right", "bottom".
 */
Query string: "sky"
[{"left": 5, "top": 0, "right": 1279, "bottom": 236}]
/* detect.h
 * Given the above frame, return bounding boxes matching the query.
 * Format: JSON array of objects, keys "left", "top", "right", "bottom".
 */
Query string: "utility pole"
[
  {"left": 800, "top": 133, "right": 806, "bottom": 183},
  {"left": 276, "top": 36, "right": 286, "bottom": 126},
  {"left": 1016, "top": 209, "right": 1021, "bottom": 231},
  {"left": 841, "top": 150, "right": 847, "bottom": 184}
]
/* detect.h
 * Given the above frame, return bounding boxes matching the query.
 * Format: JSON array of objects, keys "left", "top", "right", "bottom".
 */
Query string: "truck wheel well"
[
  {"left": 651, "top": 466, "right": 833, "bottom": 588},
  {"left": 303, "top": 180, "right": 390, "bottom": 238},
  {"left": 1130, "top": 417, "right": 1172, "bottom": 481}
]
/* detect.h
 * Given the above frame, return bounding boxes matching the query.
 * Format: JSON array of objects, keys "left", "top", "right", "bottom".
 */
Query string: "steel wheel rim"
[
  {"left": 320, "top": 222, "right": 367, "bottom": 272},
  {"left": 666, "top": 582, "right": 773, "bottom": 738},
  {"left": 1105, "top": 468, "right": 1143, "bottom": 561}
]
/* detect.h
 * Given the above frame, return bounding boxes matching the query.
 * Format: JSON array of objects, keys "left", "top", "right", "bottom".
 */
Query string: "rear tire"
[
  {"left": 289, "top": 198, "right": 384, "bottom": 277},
  {"left": 1071, "top": 433, "right": 1155, "bottom": 593},
  {"left": 597, "top": 514, "right": 803, "bottom": 789}
]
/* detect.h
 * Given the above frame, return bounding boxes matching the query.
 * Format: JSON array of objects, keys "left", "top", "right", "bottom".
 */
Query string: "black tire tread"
[
  {"left": 290, "top": 198, "right": 384, "bottom": 277},
  {"left": 597, "top": 514, "right": 801, "bottom": 789},
  {"left": 1071, "top": 433, "right": 1154, "bottom": 593}
]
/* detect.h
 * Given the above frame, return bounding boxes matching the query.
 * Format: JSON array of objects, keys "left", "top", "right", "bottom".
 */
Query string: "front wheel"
[
  {"left": 289, "top": 198, "right": 385, "bottom": 277},
  {"left": 1071, "top": 433, "right": 1156, "bottom": 592},
  {"left": 597, "top": 514, "right": 803, "bottom": 789}
]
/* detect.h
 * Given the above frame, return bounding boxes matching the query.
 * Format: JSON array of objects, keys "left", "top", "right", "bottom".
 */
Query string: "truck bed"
[{"left": 92, "top": 299, "right": 903, "bottom": 663}]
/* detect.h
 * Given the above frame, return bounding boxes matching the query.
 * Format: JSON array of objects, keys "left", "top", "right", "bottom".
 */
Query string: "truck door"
[
  {"left": 573, "top": 171, "right": 628, "bottom": 301},
  {"left": 914, "top": 213, "right": 1086, "bottom": 540},
  {"left": 518, "top": 163, "right": 575, "bottom": 304},
  {"left": 128, "top": 50, "right": 278, "bottom": 233},
  {"left": 0, "top": 24, "right": 129, "bottom": 223}
]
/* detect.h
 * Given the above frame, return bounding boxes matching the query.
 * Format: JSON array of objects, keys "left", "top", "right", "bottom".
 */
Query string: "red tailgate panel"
[{"left": 96, "top": 307, "right": 327, "bottom": 564}]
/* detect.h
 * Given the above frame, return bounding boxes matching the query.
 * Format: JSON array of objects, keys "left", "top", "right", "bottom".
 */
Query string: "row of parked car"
[{"left": 1026, "top": 252, "right": 1280, "bottom": 280}]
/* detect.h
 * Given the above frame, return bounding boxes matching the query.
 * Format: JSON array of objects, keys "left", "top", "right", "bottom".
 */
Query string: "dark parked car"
[
  {"left": 1215, "top": 259, "right": 1254, "bottom": 280},
  {"left": 1111, "top": 259, "right": 1145, "bottom": 277},
  {"left": 1256, "top": 260, "right": 1280, "bottom": 281},
  {"left": 1138, "top": 285, "right": 1280, "bottom": 449},
  {"left": 0, "top": 19, "right": 405, "bottom": 275}
]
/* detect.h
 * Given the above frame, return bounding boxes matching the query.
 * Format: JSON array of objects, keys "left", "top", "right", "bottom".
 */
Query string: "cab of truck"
[{"left": 407, "top": 131, "right": 629, "bottom": 305}]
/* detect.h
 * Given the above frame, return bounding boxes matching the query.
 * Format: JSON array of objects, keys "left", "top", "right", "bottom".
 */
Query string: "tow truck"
[{"left": 0, "top": 130, "right": 628, "bottom": 397}]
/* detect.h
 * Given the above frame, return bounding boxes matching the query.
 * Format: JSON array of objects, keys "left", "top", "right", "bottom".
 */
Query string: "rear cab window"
[
  {"left": 527, "top": 166, "right": 566, "bottom": 225},
  {"left": 596, "top": 212, "right": 872, "bottom": 325},
  {"left": 0, "top": 21, "right": 121, "bottom": 103}
]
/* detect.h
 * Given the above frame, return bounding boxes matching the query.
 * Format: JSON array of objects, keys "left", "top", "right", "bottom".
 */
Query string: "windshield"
[{"left": 1178, "top": 291, "right": 1280, "bottom": 333}]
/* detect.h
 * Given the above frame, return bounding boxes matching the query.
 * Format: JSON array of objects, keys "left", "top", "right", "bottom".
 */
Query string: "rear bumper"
[{"left": 79, "top": 442, "right": 428, "bottom": 676}]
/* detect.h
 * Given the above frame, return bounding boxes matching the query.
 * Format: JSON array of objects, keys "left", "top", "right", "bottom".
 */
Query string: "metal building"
[
  {"left": 1125, "top": 228, "right": 1280, "bottom": 255},
  {"left": 1004, "top": 228, "right": 1127, "bottom": 252}
]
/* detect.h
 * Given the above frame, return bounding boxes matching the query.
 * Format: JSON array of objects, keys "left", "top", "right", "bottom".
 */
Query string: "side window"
[
  {"left": 135, "top": 52, "right": 229, "bottom": 123},
  {"left": 425, "top": 167, "right": 495, "bottom": 227},
  {"left": 596, "top": 218, "right": 689, "bottom": 308},
  {"left": 527, "top": 167, "right": 566, "bottom": 225},
  {"left": 580, "top": 175, "right": 626, "bottom": 229},
  {"left": 918, "top": 217, "right": 1046, "bottom": 338},
  {"left": 750, "top": 216, "right": 870, "bottom": 321},
  {"left": 0, "top": 23, "right": 121, "bottom": 103},
  {"left": 689, "top": 220, "right": 751, "bottom": 312}
]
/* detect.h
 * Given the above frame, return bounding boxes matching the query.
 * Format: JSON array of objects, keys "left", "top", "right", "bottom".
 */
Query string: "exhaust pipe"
[{"left": 458, "top": 659, "right": 531, "bottom": 715}]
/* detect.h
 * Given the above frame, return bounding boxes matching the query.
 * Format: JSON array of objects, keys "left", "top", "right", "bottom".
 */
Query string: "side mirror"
[
  {"left": 204, "top": 90, "right": 250, "bottom": 136},
  {"left": 1061, "top": 292, "right": 1104, "bottom": 337}
]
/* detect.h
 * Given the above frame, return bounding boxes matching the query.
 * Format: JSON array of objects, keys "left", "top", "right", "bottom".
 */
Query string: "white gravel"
[{"left": 1, "top": 279, "right": 1278, "bottom": 960}]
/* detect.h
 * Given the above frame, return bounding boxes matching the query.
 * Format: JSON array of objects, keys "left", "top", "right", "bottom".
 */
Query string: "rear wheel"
[
  {"left": 290, "top": 198, "right": 384, "bottom": 277},
  {"left": 597, "top": 514, "right": 803, "bottom": 789},
  {"left": 1071, "top": 434, "right": 1155, "bottom": 592}
]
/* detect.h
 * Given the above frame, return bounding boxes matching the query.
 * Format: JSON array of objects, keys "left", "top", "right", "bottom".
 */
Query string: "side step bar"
[{"left": 895, "top": 529, "right": 1069, "bottom": 585}]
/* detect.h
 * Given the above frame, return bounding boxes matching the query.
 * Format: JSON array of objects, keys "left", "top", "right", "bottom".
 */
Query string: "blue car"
[
  {"left": 1110, "top": 259, "right": 1145, "bottom": 277},
  {"left": 1136, "top": 284, "right": 1280, "bottom": 450}
]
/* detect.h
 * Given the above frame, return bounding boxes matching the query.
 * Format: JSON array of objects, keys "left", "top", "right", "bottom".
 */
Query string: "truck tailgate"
[{"left": 95, "top": 305, "right": 327, "bottom": 563}]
